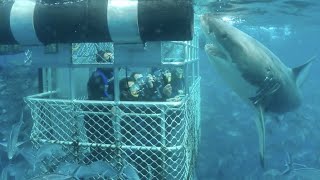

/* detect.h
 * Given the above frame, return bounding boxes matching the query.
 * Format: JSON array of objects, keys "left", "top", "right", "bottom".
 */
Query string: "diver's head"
[
  {"left": 131, "top": 72, "right": 143, "bottom": 81},
  {"left": 120, "top": 77, "right": 140, "bottom": 99},
  {"left": 163, "top": 69, "right": 172, "bottom": 83},
  {"left": 96, "top": 49, "right": 114, "bottom": 63},
  {"left": 128, "top": 82, "right": 140, "bottom": 98},
  {"left": 131, "top": 72, "right": 146, "bottom": 86},
  {"left": 173, "top": 67, "right": 183, "bottom": 79}
]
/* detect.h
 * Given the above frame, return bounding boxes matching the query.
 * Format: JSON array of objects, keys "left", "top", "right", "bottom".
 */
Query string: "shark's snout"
[
  {"left": 200, "top": 14, "right": 226, "bottom": 38},
  {"left": 200, "top": 14, "right": 219, "bottom": 45},
  {"left": 200, "top": 14, "right": 210, "bottom": 34}
]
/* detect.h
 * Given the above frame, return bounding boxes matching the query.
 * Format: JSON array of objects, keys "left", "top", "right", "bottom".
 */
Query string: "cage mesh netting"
[
  {"left": 25, "top": 78, "right": 200, "bottom": 179},
  {"left": 25, "top": 31, "right": 200, "bottom": 179}
]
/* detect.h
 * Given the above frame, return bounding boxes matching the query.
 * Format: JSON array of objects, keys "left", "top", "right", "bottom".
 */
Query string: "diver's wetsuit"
[
  {"left": 87, "top": 68, "right": 114, "bottom": 101},
  {"left": 84, "top": 68, "right": 115, "bottom": 162}
]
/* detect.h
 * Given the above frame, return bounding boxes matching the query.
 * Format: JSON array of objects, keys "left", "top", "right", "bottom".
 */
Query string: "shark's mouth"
[
  {"left": 200, "top": 15, "right": 216, "bottom": 37},
  {"left": 204, "top": 43, "right": 229, "bottom": 60},
  {"left": 204, "top": 43, "right": 215, "bottom": 53},
  {"left": 202, "top": 28, "right": 217, "bottom": 45},
  {"left": 203, "top": 24, "right": 216, "bottom": 37},
  {"left": 201, "top": 15, "right": 229, "bottom": 59}
]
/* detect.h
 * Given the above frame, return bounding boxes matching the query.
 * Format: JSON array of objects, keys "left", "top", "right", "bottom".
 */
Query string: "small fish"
[
  {"left": 56, "top": 160, "right": 117, "bottom": 179},
  {"left": 0, "top": 110, "right": 25, "bottom": 160},
  {"left": 56, "top": 162, "right": 81, "bottom": 176},
  {"left": 280, "top": 152, "right": 319, "bottom": 180},
  {"left": 89, "top": 160, "right": 117, "bottom": 178},
  {"left": 122, "top": 163, "right": 141, "bottom": 180},
  {"left": 36, "top": 143, "right": 67, "bottom": 162},
  {"left": 5, "top": 161, "right": 31, "bottom": 180},
  {"left": 293, "top": 168, "right": 320, "bottom": 180},
  {"left": 1, "top": 165, "right": 9, "bottom": 180}
]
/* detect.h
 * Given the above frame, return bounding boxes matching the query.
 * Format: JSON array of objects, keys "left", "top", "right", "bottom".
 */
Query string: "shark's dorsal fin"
[{"left": 292, "top": 55, "right": 317, "bottom": 87}]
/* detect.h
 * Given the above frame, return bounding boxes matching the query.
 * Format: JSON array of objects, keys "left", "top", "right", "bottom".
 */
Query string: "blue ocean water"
[
  {"left": 197, "top": 0, "right": 320, "bottom": 179},
  {"left": 0, "top": 0, "right": 319, "bottom": 179}
]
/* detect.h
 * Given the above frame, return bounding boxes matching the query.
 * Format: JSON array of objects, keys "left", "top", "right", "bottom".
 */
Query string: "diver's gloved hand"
[
  {"left": 162, "top": 84, "right": 172, "bottom": 97},
  {"left": 178, "top": 90, "right": 184, "bottom": 95},
  {"left": 146, "top": 74, "right": 155, "bottom": 88},
  {"left": 166, "top": 95, "right": 184, "bottom": 102}
]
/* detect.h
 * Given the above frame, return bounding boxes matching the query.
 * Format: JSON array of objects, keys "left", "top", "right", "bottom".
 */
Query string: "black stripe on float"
[
  {"left": 0, "top": 1, "right": 16, "bottom": 44},
  {"left": 34, "top": 1, "right": 88, "bottom": 44},
  {"left": 34, "top": 0, "right": 111, "bottom": 44},
  {"left": 87, "top": 0, "right": 112, "bottom": 42},
  {"left": 138, "top": 0, "right": 194, "bottom": 42}
]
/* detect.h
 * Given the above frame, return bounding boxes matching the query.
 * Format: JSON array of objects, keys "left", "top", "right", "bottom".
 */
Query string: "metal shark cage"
[
  {"left": 24, "top": 36, "right": 200, "bottom": 179},
  {"left": 1, "top": 0, "right": 199, "bottom": 179}
]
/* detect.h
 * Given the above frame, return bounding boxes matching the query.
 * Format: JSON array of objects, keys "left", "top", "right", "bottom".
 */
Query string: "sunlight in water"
[
  {"left": 221, "top": 16, "right": 245, "bottom": 25},
  {"left": 259, "top": 25, "right": 292, "bottom": 40}
]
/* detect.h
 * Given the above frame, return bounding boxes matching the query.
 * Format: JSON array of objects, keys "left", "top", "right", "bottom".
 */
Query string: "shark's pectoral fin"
[
  {"left": 248, "top": 70, "right": 281, "bottom": 168},
  {"left": 292, "top": 55, "right": 318, "bottom": 87},
  {"left": 254, "top": 104, "right": 266, "bottom": 168}
]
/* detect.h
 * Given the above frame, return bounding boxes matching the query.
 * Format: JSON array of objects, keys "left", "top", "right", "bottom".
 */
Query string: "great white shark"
[{"left": 200, "top": 13, "right": 317, "bottom": 167}]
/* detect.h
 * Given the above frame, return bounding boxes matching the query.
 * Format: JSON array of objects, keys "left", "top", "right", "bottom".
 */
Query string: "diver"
[
  {"left": 87, "top": 50, "right": 114, "bottom": 101},
  {"left": 169, "top": 67, "right": 185, "bottom": 99},
  {"left": 119, "top": 75, "right": 165, "bottom": 180},
  {"left": 151, "top": 68, "right": 174, "bottom": 101},
  {"left": 118, "top": 71, "right": 155, "bottom": 101},
  {"left": 129, "top": 72, "right": 160, "bottom": 101},
  {"left": 119, "top": 76, "right": 143, "bottom": 101},
  {"left": 84, "top": 49, "right": 115, "bottom": 163}
]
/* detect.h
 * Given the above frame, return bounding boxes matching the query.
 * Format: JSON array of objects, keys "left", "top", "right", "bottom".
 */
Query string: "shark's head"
[{"left": 200, "top": 14, "right": 247, "bottom": 58}]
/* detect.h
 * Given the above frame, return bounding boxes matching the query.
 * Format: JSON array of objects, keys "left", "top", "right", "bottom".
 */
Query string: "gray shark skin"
[{"left": 200, "top": 13, "right": 317, "bottom": 167}]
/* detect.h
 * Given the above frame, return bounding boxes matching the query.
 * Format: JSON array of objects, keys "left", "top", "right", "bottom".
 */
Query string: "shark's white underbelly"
[{"left": 210, "top": 57, "right": 258, "bottom": 105}]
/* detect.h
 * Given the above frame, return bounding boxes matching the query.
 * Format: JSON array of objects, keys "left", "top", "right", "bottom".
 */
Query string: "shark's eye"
[
  {"left": 208, "top": 26, "right": 213, "bottom": 34},
  {"left": 221, "top": 33, "right": 228, "bottom": 40}
]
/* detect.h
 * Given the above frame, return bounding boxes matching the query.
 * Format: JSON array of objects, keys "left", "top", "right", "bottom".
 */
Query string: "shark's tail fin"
[{"left": 292, "top": 55, "right": 318, "bottom": 87}]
